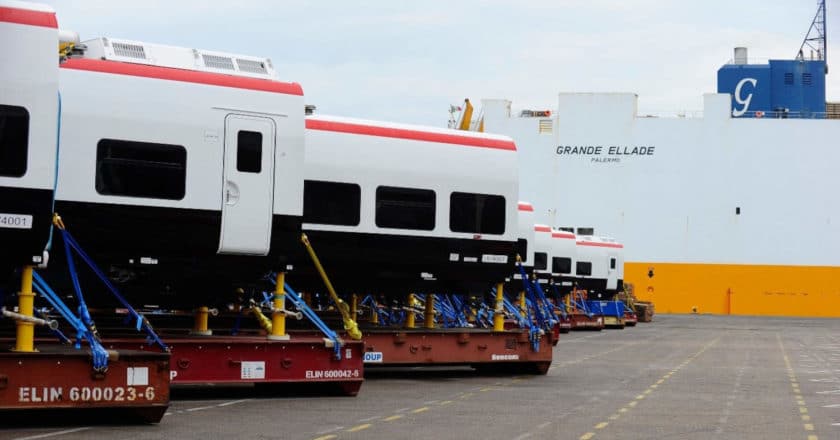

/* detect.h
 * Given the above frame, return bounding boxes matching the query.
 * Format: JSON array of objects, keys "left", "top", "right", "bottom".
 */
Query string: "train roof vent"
[
  {"left": 81, "top": 38, "right": 279, "bottom": 80},
  {"left": 112, "top": 42, "right": 147, "bottom": 60},
  {"left": 201, "top": 54, "right": 235, "bottom": 71},
  {"left": 235, "top": 58, "right": 268, "bottom": 75}
]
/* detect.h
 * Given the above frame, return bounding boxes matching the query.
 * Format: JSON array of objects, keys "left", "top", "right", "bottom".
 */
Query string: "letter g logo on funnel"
[{"left": 732, "top": 77, "right": 758, "bottom": 117}]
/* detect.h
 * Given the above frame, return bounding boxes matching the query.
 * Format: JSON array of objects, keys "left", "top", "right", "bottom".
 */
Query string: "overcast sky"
[{"left": 43, "top": 0, "right": 838, "bottom": 126}]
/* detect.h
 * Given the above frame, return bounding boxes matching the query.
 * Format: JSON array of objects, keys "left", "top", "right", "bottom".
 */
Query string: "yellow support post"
[
  {"left": 371, "top": 302, "right": 379, "bottom": 324},
  {"left": 190, "top": 306, "right": 212, "bottom": 336},
  {"left": 406, "top": 293, "right": 416, "bottom": 329},
  {"left": 14, "top": 266, "right": 36, "bottom": 352},
  {"left": 493, "top": 282, "right": 505, "bottom": 331},
  {"left": 269, "top": 272, "right": 289, "bottom": 340},
  {"left": 519, "top": 291, "right": 527, "bottom": 318},
  {"left": 424, "top": 294, "right": 435, "bottom": 329},
  {"left": 351, "top": 293, "right": 358, "bottom": 319}
]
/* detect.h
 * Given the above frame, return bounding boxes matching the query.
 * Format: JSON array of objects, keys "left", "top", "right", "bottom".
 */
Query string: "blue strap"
[
  {"left": 60, "top": 229, "right": 168, "bottom": 351},
  {"left": 45, "top": 92, "right": 62, "bottom": 253}
]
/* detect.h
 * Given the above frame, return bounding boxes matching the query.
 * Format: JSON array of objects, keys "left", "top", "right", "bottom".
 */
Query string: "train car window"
[
  {"left": 576, "top": 227, "right": 594, "bottom": 235},
  {"left": 534, "top": 252, "right": 547, "bottom": 271},
  {"left": 236, "top": 130, "right": 262, "bottom": 173},
  {"left": 449, "top": 192, "right": 505, "bottom": 234},
  {"left": 0, "top": 105, "right": 29, "bottom": 177},
  {"left": 96, "top": 139, "right": 186, "bottom": 200},
  {"left": 576, "top": 261, "right": 592, "bottom": 276},
  {"left": 610, "top": 257, "right": 617, "bottom": 270},
  {"left": 553, "top": 257, "right": 572, "bottom": 274},
  {"left": 375, "top": 186, "right": 435, "bottom": 230},
  {"left": 303, "top": 180, "right": 361, "bottom": 226},
  {"left": 517, "top": 239, "right": 528, "bottom": 263}
]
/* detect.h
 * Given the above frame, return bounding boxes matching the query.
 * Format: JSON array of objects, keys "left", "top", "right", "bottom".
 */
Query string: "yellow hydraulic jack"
[
  {"left": 301, "top": 234, "right": 362, "bottom": 340},
  {"left": 424, "top": 294, "right": 435, "bottom": 329},
  {"left": 190, "top": 306, "right": 213, "bottom": 336},
  {"left": 519, "top": 291, "right": 527, "bottom": 318},
  {"left": 493, "top": 282, "right": 505, "bottom": 331},
  {"left": 406, "top": 293, "right": 416, "bottom": 329},
  {"left": 268, "top": 272, "right": 290, "bottom": 340},
  {"left": 14, "top": 266, "right": 36, "bottom": 352}
]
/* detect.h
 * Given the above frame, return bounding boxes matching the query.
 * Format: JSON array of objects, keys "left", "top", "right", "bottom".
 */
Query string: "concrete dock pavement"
[{"left": 4, "top": 315, "right": 839, "bottom": 440}]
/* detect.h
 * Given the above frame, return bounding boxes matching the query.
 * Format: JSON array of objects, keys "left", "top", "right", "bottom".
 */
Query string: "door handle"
[{"left": 224, "top": 181, "right": 240, "bottom": 206}]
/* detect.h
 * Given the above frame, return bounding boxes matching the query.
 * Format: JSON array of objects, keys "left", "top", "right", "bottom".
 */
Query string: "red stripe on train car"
[
  {"left": 552, "top": 232, "right": 575, "bottom": 239},
  {"left": 576, "top": 241, "right": 624, "bottom": 248},
  {"left": 60, "top": 58, "right": 304, "bottom": 96},
  {"left": 534, "top": 225, "right": 551, "bottom": 233},
  {"left": 0, "top": 6, "right": 57, "bottom": 28},
  {"left": 306, "top": 119, "right": 516, "bottom": 151},
  {"left": 518, "top": 202, "right": 534, "bottom": 212}
]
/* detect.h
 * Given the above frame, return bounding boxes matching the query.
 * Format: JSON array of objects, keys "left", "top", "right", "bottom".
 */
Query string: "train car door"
[{"left": 219, "top": 114, "right": 275, "bottom": 255}]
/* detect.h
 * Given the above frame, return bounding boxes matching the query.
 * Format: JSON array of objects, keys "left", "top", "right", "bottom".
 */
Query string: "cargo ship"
[{"left": 470, "top": 1, "right": 840, "bottom": 317}]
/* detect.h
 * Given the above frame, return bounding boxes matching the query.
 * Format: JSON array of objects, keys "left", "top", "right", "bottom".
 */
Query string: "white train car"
[
  {"left": 301, "top": 115, "right": 519, "bottom": 294},
  {"left": 516, "top": 202, "right": 536, "bottom": 271},
  {"left": 550, "top": 229, "right": 577, "bottom": 294},
  {"left": 575, "top": 236, "right": 624, "bottom": 297},
  {"left": 0, "top": 2, "right": 60, "bottom": 276},
  {"left": 1, "top": 5, "right": 306, "bottom": 299},
  {"left": 531, "top": 224, "right": 553, "bottom": 283}
]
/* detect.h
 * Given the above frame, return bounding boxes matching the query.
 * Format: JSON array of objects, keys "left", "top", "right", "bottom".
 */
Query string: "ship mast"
[{"left": 796, "top": 0, "right": 827, "bottom": 71}]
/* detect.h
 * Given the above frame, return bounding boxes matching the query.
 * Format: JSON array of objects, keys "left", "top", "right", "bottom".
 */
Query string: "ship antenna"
[{"left": 797, "top": 0, "right": 827, "bottom": 72}]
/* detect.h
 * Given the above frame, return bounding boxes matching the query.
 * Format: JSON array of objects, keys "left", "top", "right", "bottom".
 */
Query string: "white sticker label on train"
[
  {"left": 241, "top": 361, "right": 266, "bottom": 379},
  {"left": 481, "top": 254, "right": 509, "bottom": 264},
  {"left": 363, "top": 352, "right": 383, "bottom": 363},
  {"left": 127, "top": 367, "right": 149, "bottom": 386},
  {"left": 0, "top": 213, "right": 32, "bottom": 229},
  {"left": 491, "top": 354, "right": 520, "bottom": 361}
]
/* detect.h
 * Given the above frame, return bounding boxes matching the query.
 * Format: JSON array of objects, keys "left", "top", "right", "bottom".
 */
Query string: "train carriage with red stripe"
[{"left": 300, "top": 114, "right": 520, "bottom": 295}]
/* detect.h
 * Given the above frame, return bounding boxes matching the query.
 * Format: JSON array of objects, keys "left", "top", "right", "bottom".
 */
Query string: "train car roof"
[{"left": 306, "top": 114, "right": 516, "bottom": 151}]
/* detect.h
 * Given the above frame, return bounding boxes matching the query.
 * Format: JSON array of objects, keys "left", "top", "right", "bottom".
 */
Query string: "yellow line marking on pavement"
[
  {"left": 383, "top": 415, "right": 403, "bottom": 422},
  {"left": 574, "top": 337, "right": 720, "bottom": 440},
  {"left": 439, "top": 400, "right": 453, "bottom": 405},
  {"left": 312, "top": 436, "right": 337, "bottom": 440},
  {"left": 411, "top": 407, "right": 430, "bottom": 414},
  {"left": 346, "top": 424, "right": 371, "bottom": 433},
  {"left": 778, "top": 333, "right": 818, "bottom": 440}
]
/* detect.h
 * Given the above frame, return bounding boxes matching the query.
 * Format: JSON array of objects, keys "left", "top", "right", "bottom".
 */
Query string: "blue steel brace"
[
  {"left": 32, "top": 272, "right": 109, "bottom": 371},
  {"left": 514, "top": 264, "right": 546, "bottom": 351},
  {"left": 264, "top": 274, "right": 342, "bottom": 359},
  {"left": 59, "top": 229, "right": 168, "bottom": 351}
]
